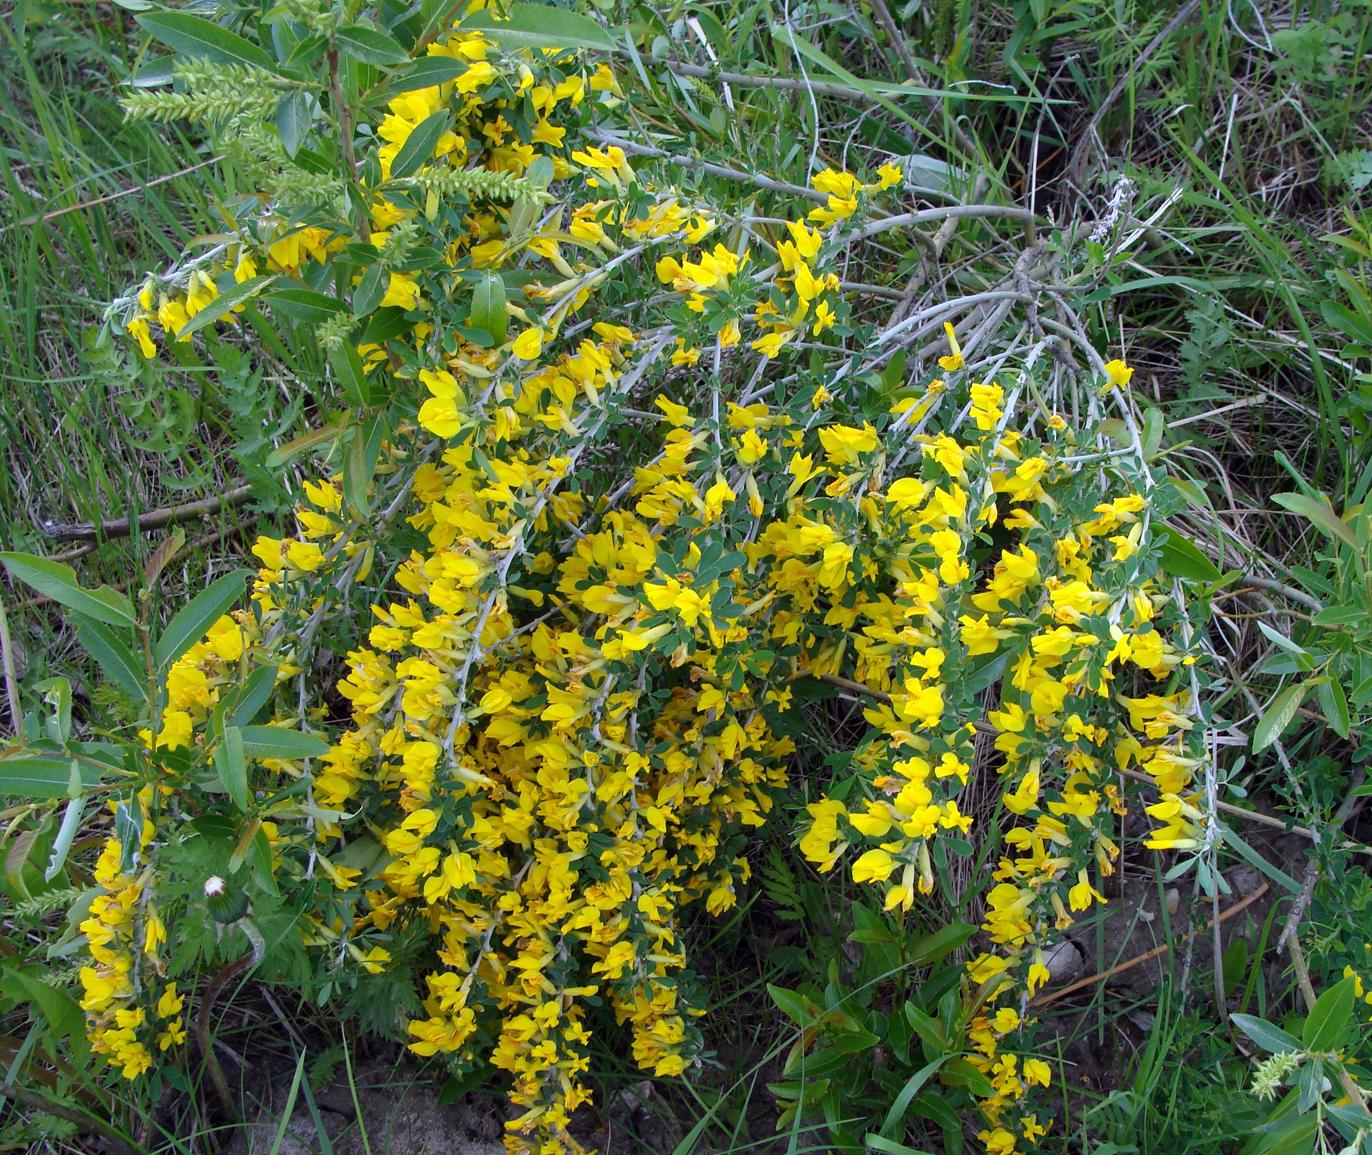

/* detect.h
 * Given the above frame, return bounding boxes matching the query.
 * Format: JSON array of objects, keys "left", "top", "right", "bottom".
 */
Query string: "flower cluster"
[
  {"left": 790, "top": 369, "right": 1203, "bottom": 1148},
  {"left": 79, "top": 834, "right": 186, "bottom": 1079},
  {"left": 79, "top": 4, "right": 1210, "bottom": 1153}
]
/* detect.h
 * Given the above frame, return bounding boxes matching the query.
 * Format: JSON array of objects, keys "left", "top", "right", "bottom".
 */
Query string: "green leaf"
[
  {"left": 0, "top": 963, "right": 90, "bottom": 1067},
  {"left": 226, "top": 664, "right": 279, "bottom": 728},
  {"left": 265, "top": 286, "right": 348, "bottom": 324},
  {"left": 351, "top": 263, "right": 388, "bottom": 319},
  {"left": 239, "top": 726, "right": 330, "bottom": 760},
  {"left": 1315, "top": 677, "right": 1351, "bottom": 739},
  {"left": 1219, "top": 823, "right": 1302, "bottom": 893},
  {"left": 136, "top": 11, "right": 275, "bottom": 69},
  {"left": 767, "top": 983, "right": 816, "bottom": 1027},
  {"left": 1140, "top": 406, "right": 1165, "bottom": 460},
  {"left": 1253, "top": 682, "right": 1308, "bottom": 753},
  {"left": 469, "top": 272, "right": 508, "bottom": 344},
  {"left": 45, "top": 792, "right": 87, "bottom": 881},
  {"left": 864, "top": 1137, "right": 934, "bottom": 1155},
  {"left": 462, "top": 4, "right": 614, "bottom": 52},
  {"left": 266, "top": 424, "right": 344, "bottom": 469},
  {"left": 73, "top": 615, "right": 146, "bottom": 701},
  {"left": 389, "top": 56, "right": 467, "bottom": 93},
  {"left": 249, "top": 826, "right": 280, "bottom": 897},
  {"left": 906, "top": 922, "right": 976, "bottom": 967},
  {"left": 390, "top": 108, "right": 450, "bottom": 180},
  {"left": 938, "top": 1056, "right": 995, "bottom": 1097},
  {"left": 175, "top": 275, "right": 276, "bottom": 339},
  {"left": 904, "top": 1003, "right": 948, "bottom": 1055},
  {"left": 344, "top": 415, "right": 387, "bottom": 520},
  {"left": 154, "top": 569, "right": 252, "bottom": 672},
  {"left": 276, "top": 91, "right": 311, "bottom": 158},
  {"left": 329, "top": 341, "right": 372, "bottom": 407},
  {"left": 335, "top": 24, "right": 410, "bottom": 66},
  {"left": 1256, "top": 621, "right": 1310, "bottom": 659},
  {"left": 1158, "top": 526, "right": 1223, "bottom": 583},
  {"left": 1273, "top": 491, "right": 1357, "bottom": 549},
  {"left": 1249, "top": 1109, "right": 1317, "bottom": 1155},
  {"left": 1312, "top": 604, "right": 1366, "bottom": 628},
  {"left": 877, "top": 1054, "right": 948, "bottom": 1140},
  {"left": 0, "top": 757, "right": 102, "bottom": 799},
  {"left": 1303, "top": 976, "right": 1356, "bottom": 1051},
  {"left": 0, "top": 552, "right": 135, "bottom": 628},
  {"left": 216, "top": 726, "right": 250, "bottom": 811}
]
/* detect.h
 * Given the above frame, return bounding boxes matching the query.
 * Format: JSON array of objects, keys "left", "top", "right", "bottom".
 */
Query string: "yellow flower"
[
  {"left": 379, "top": 272, "right": 421, "bottom": 311},
  {"left": 512, "top": 327, "right": 544, "bottom": 359},
  {"left": 750, "top": 330, "right": 791, "bottom": 358},
  {"left": 127, "top": 316, "right": 156, "bottom": 358},
  {"left": 851, "top": 848, "right": 896, "bottom": 883},
  {"left": 417, "top": 367, "right": 465, "bottom": 439},
  {"left": 937, "top": 321, "right": 964, "bottom": 371},
  {"left": 655, "top": 395, "right": 692, "bottom": 426},
  {"left": 1103, "top": 358, "right": 1134, "bottom": 389}
]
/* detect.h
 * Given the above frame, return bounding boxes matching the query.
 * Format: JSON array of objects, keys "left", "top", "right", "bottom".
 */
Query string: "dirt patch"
[{"left": 225, "top": 1059, "right": 506, "bottom": 1155}]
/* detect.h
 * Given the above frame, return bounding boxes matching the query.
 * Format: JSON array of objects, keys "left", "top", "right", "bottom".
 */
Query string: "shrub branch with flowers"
[{"left": 0, "top": 3, "right": 1217, "bottom": 1152}]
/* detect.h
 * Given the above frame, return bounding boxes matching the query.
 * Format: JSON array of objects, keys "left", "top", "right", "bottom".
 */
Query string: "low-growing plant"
[{"left": 0, "top": 2, "right": 1290, "bottom": 1153}]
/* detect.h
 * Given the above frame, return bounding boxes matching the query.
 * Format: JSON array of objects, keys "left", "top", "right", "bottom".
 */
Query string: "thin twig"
[
  {"left": 664, "top": 58, "right": 888, "bottom": 102},
  {"left": 40, "top": 484, "right": 253, "bottom": 542},
  {"left": 196, "top": 951, "right": 256, "bottom": 1120},
  {"left": 1066, "top": 0, "right": 1203, "bottom": 185},
  {"left": 862, "top": 0, "right": 981, "bottom": 161},
  {"left": 1119, "top": 768, "right": 1370, "bottom": 852},
  {"left": 328, "top": 46, "right": 370, "bottom": 244},
  {"left": 1032, "top": 882, "right": 1269, "bottom": 1009},
  {"left": 0, "top": 157, "right": 221, "bottom": 236},
  {"left": 843, "top": 204, "right": 1041, "bottom": 246}
]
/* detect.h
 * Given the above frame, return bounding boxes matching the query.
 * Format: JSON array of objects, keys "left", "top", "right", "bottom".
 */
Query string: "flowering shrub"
[{"left": 0, "top": 3, "right": 1213, "bottom": 1152}]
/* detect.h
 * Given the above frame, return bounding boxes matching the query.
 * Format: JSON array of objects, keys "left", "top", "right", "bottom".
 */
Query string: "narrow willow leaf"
[
  {"left": 239, "top": 726, "right": 330, "bottom": 760},
  {"left": 469, "top": 272, "right": 508, "bottom": 344},
  {"left": 0, "top": 552, "right": 135, "bottom": 628},
  {"left": 136, "top": 11, "right": 275, "bottom": 70},
  {"left": 227, "top": 664, "right": 279, "bottom": 728},
  {"left": 276, "top": 91, "right": 312, "bottom": 157},
  {"left": 390, "top": 108, "right": 450, "bottom": 180},
  {"left": 462, "top": 5, "right": 614, "bottom": 52},
  {"left": 266, "top": 424, "right": 344, "bottom": 468},
  {"left": 0, "top": 757, "right": 101, "bottom": 799},
  {"left": 1303, "top": 976, "right": 1356, "bottom": 1051},
  {"left": 74, "top": 615, "right": 146, "bottom": 701},
  {"left": 1315, "top": 677, "right": 1351, "bottom": 739},
  {"left": 45, "top": 791, "right": 87, "bottom": 881},
  {"left": 1234, "top": 1015, "right": 1295, "bottom": 1048},
  {"left": 155, "top": 569, "right": 252, "bottom": 672},
  {"left": 334, "top": 24, "right": 409, "bottom": 66},
  {"left": 329, "top": 342, "right": 372, "bottom": 407},
  {"left": 265, "top": 286, "right": 348, "bottom": 324},
  {"left": 1274, "top": 491, "right": 1358, "bottom": 549},
  {"left": 1157, "top": 527, "right": 1222, "bottom": 583},
  {"left": 388, "top": 57, "right": 467, "bottom": 93},
  {"left": 1252, "top": 682, "right": 1307, "bottom": 753},
  {"left": 175, "top": 275, "right": 276, "bottom": 339},
  {"left": 216, "top": 726, "right": 250, "bottom": 812}
]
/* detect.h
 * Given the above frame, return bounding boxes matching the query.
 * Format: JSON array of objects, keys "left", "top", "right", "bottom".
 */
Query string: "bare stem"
[
  {"left": 328, "top": 46, "right": 370, "bottom": 245},
  {"left": 0, "top": 597, "right": 20, "bottom": 733}
]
